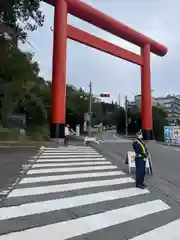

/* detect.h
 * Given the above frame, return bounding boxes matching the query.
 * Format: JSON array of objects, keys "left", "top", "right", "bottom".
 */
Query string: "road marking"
[
  {"left": 113, "top": 133, "right": 121, "bottom": 139},
  {"left": 0, "top": 188, "right": 149, "bottom": 220},
  {"left": 43, "top": 150, "right": 97, "bottom": 153},
  {"left": 27, "top": 165, "right": 117, "bottom": 175},
  {"left": 129, "top": 219, "right": 180, "bottom": 239},
  {"left": 37, "top": 157, "right": 107, "bottom": 162},
  {"left": 32, "top": 161, "right": 112, "bottom": 168},
  {"left": 0, "top": 200, "right": 169, "bottom": 240},
  {"left": 162, "top": 146, "right": 180, "bottom": 151},
  {"left": 41, "top": 152, "right": 100, "bottom": 155},
  {"left": 8, "top": 177, "right": 134, "bottom": 197},
  {"left": 1, "top": 145, "right": 177, "bottom": 239},
  {"left": 39, "top": 155, "right": 103, "bottom": 158},
  {"left": 19, "top": 171, "right": 125, "bottom": 184},
  {"left": 42, "top": 147, "right": 95, "bottom": 151},
  {"left": 113, "top": 134, "right": 132, "bottom": 142}
]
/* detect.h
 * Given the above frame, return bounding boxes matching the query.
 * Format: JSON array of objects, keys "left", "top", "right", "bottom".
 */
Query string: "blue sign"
[{"left": 164, "top": 126, "right": 172, "bottom": 139}]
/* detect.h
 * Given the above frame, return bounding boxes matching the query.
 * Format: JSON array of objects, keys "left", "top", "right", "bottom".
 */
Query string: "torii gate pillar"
[
  {"left": 50, "top": 0, "right": 67, "bottom": 139},
  {"left": 141, "top": 44, "right": 153, "bottom": 140}
]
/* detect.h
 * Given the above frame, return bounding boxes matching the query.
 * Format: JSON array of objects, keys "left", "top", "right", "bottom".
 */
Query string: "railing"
[{"left": 165, "top": 138, "right": 180, "bottom": 146}]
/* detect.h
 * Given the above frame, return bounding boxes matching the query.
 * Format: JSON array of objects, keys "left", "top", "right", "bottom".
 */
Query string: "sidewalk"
[{"left": 0, "top": 137, "right": 86, "bottom": 148}]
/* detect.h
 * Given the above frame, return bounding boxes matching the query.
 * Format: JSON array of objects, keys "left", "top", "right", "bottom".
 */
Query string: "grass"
[{"left": 0, "top": 126, "right": 49, "bottom": 142}]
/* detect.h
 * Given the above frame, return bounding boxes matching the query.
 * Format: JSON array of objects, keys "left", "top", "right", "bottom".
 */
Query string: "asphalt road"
[
  {"left": 1, "top": 141, "right": 180, "bottom": 239},
  {"left": 0, "top": 147, "right": 38, "bottom": 200},
  {"left": 94, "top": 130, "right": 180, "bottom": 205},
  {"left": 0, "top": 139, "right": 180, "bottom": 238}
]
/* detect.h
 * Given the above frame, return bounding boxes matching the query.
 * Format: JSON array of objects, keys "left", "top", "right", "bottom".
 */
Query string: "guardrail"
[{"left": 165, "top": 138, "right": 180, "bottom": 146}]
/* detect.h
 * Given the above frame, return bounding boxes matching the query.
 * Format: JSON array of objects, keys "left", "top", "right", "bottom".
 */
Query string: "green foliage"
[
  {"left": 116, "top": 104, "right": 168, "bottom": 140},
  {"left": 0, "top": 39, "right": 118, "bottom": 140},
  {"left": 0, "top": 38, "right": 49, "bottom": 139},
  {"left": 152, "top": 106, "right": 169, "bottom": 141},
  {"left": 0, "top": 38, "right": 167, "bottom": 142},
  {"left": 0, "top": 0, "right": 44, "bottom": 40},
  {"left": 66, "top": 85, "right": 117, "bottom": 126}
]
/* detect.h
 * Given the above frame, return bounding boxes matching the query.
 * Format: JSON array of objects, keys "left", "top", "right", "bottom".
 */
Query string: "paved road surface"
[
  {"left": 0, "top": 145, "right": 180, "bottom": 239},
  {"left": 0, "top": 147, "right": 38, "bottom": 199},
  {"left": 95, "top": 130, "right": 180, "bottom": 203}
]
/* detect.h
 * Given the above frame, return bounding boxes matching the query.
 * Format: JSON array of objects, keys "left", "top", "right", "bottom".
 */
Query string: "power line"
[{"left": 23, "top": 38, "right": 52, "bottom": 74}]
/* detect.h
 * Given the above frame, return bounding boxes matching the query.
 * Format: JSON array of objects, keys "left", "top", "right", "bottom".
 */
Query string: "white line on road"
[
  {"left": 8, "top": 177, "right": 134, "bottom": 197},
  {"left": 27, "top": 165, "right": 117, "bottom": 175},
  {"left": 39, "top": 155, "right": 103, "bottom": 158},
  {"left": 129, "top": 219, "right": 180, "bottom": 239},
  {"left": 113, "top": 133, "right": 121, "bottom": 140},
  {"left": 162, "top": 146, "right": 180, "bottom": 151},
  {"left": 32, "top": 161, "right": 111, "bottom": 168},
  {"left": 43, "top": 147, "right": 93, "bottom": 150},
  {"left": 41, "top": 152, "right": 100, "bottom": 155},
  {"left": 42, "top": 149, "right": 95, "bottom": 152},
  {"left": 19, "top": 171, "right": 125, "bottom": 184},
  {"left": 37, "top": 157, "right": 106, "bottom": 162},
  {"left": 0, "top": 188, "right": 149, "bottom": 220},
  {"left": 113, "top": 134, "right": 132, "bottom": 142},
  {"left": 0, "top": 200, "right": 169, "bottom": 240}
]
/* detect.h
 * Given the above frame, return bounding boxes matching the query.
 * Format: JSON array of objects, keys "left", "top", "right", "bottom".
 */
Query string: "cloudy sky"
[{"left": 19, "top": 0, "right": 179, "bottom": 103}]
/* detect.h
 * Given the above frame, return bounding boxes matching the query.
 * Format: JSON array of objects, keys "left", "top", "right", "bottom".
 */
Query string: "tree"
[
  {"left": 152, "top": 106, "right": 168, "bottom": 141},
  {"left": 0, "top": 37, "right": 51, "bottom": 140},
  {"left": 0, "top": 36, "right": 120, "bottom": 139},
  {"left": 116, "top": 107, "right": 126, "bottom": 133},
  {"left": 0, "top": 40, "right": 42, "bottom": 123},
  {"left": 0, "top": 0, "right": 44, "bottom": 41},
  {"left": 116, "top": 105, "right": 168, "bottom": 140}
]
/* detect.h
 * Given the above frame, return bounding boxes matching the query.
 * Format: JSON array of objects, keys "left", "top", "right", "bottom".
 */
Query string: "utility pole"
[
  {"left": 88, "top": 81, "right": 92, "bottom": 137},
  {"left": 118, "top": 93, "right": 121, "bottom": 107},
  {"left": 125, "top": 95, "right": 128, "bottom": 136}
]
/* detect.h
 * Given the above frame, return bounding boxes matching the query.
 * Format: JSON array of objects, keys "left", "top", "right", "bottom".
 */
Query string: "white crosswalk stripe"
[
  {"left": 98, "top": 138, "right": 132, "bottom": 144},
  {"left": 0, "top": 145, "right": 179, "bottom": 239},
  {"left": 20, "top": 171, "right": 125, "bottom": 184},
  {"left": 32, "top": 161, "right": 112, "bottom": 168}
]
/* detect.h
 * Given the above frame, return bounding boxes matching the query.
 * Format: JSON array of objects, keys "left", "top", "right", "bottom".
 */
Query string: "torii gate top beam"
[{"left": 44, "top": 0, "right": 167, "bottom": 57}]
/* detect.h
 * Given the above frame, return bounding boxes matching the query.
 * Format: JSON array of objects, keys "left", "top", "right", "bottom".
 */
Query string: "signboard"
[
  {"left": 164, "top": 126, "right": 172, "bottom": 140},
  {"left": 126, "top": 151, "right": 150, "bottom": 174},
  {"left": 164, "top": 126, "right": 180, "bottom": 145},
  {"left": 172, "top": 126, "right": 180, "bottom": 139},
  {"left": 127, "top": 151, "right": 136, "bottom": 168}
]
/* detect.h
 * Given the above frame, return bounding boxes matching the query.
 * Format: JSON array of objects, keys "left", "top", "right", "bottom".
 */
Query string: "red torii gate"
[{"left": 44, "top": 0, "right": 168, "bottom": 140}]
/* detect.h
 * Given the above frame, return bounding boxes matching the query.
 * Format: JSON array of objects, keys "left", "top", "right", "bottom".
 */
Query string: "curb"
[
  {"left": 0, "top": 145, "right": 38, "bottom": 148},
  {"left": 0, "top": 147, "right": 44, "bottom": 205}
]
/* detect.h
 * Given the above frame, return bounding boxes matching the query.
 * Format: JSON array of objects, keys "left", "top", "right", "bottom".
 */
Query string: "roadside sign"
[
  {"left": 172, "top": 126, "right": 180, "bottom": 139},
  {"left": 164, "top": 126, "right": 172, "bottom": 139},
  {"left": 126, "top": 151, "right": 150, "bottom": 174}
]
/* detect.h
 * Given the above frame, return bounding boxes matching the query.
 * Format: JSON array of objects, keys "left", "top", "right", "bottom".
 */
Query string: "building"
[
  {"left": 156, "top": 95, "right": 180, "bottom": 123},
  {"left": 128, "top": 95, "right": 158, "bottom": 109},
  {"left": 134, "top": 95, "right": 158, "bottom": 109},
  {"left": 128, "top": 94, "right": 180, "bottom": 123}
]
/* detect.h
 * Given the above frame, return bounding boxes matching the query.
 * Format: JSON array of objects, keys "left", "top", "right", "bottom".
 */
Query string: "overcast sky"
[{"left": 19, "top": 0, "right": 179, "bottom": 103}]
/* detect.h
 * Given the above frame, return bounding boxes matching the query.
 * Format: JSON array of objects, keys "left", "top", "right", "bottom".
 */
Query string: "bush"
[
  {"left": 0, "top": 125, "right": 49, "bottom": 141},
  {"left": 0, "top": 127, "right": 19, "bottom": 140}
]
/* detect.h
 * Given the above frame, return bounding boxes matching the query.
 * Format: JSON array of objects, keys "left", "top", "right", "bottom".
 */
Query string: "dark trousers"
[
  {"left": 135, "top": 157, "right": 145, "bottom": 186},
  {"left": 64, "top": 135, "right": 68, "bottom": 146}
]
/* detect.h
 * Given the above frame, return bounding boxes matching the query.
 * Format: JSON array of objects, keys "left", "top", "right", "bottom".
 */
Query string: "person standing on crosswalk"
[
  {"left": 132, "top": 131, "right": 148, "bottom": 189},
  {"left": 64, "top": 124, "right": 70, "bottom": 146}
]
